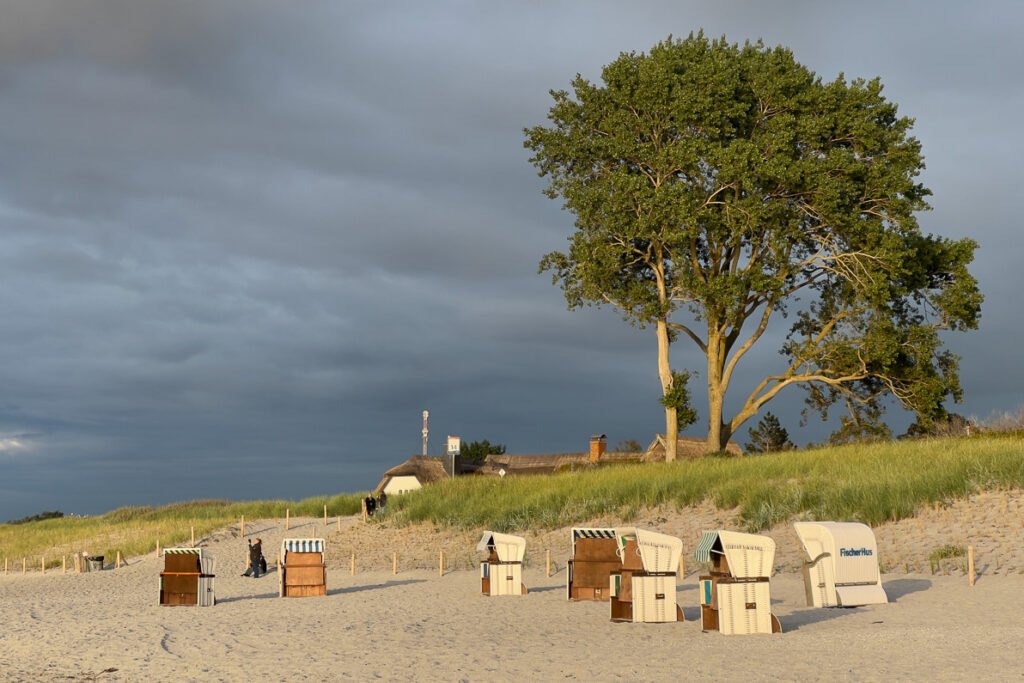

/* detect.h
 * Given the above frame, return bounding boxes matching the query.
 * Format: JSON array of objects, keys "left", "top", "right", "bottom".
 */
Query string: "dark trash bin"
[{"left": 87, "top": 556, "right": 104, "bottom": 572}]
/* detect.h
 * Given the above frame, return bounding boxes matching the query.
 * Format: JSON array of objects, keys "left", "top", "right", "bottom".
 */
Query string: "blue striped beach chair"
[
  {"left": 567, "top": 527, "right": 618, "bottom": 601},
  {"left": 279, "top": 538, "right": 327, "bottom": 598}
]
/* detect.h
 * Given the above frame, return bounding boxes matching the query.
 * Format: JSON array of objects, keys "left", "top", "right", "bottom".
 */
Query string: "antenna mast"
[{"left": 422, "top": 410, "right": 429, "bottom": 456}]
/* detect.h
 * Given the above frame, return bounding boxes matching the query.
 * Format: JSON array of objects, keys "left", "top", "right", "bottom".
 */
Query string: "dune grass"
[
  {"left": 3, "top": 432, "right": 1023, "bottom": 567},
  {"left": 0, "top": 494, "right": 364, "bottom": 570},
  {"left": 386, "top": 432, "right": 1024, "bottom": 532}
]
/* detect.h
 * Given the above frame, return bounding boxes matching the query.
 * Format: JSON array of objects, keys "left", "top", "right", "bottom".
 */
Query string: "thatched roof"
[
  {"left": 477, "top": 453, "right": 585, "bottom": 476},
  {"left": 374, "top": 455, "right": 449, "bottom": 493},
  {"left": 477, "top": 450, "right": 645, "bottom": 477},
  {"left": 644, "top": 435, "right": 743, "bottom": 460},
  {"left": 375, "top": 443, "right": 686, "bottom": 494}
]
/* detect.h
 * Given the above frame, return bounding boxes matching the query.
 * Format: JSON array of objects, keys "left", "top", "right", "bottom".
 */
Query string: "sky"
[{"left": 1, "top": 1, "right": 1021, "bottom": 521}]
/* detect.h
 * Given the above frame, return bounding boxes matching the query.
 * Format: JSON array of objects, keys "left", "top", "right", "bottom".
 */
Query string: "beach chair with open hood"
[
  {"left": 477, "top": 531, "right": 527, "bottom": 596},
  {"left": 608, "top": 528, "right": 684, "bottom": 622},
  {"left": 695, "top": 530, "right": 781, "bottom": 634}
]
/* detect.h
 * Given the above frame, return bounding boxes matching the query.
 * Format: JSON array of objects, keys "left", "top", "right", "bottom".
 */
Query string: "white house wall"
[{"left": 383, "top": 475, "right": 422, "bottom": 495}]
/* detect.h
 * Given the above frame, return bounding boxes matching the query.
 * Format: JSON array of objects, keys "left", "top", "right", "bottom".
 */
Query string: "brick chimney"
[{"left": 589, "top": 434, "right": 607, "bottom": 463}]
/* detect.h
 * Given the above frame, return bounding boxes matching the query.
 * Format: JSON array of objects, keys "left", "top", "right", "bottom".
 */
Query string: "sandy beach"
[{"left": 2, "top": 501, "right": 1024, "bottom": 681}]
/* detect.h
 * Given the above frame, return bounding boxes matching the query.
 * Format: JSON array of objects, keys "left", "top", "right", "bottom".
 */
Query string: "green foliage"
[
  {"left": 928, "top": 544, "right": 965, "bottom": 561},
  {"left": 6, "top": 510, "right": 65, "bottom": 525},
  {"left": 745, "top": 413, "right": 795, "bottom": 453},
  {"left": 526, "top": 32, "right": 982, "bottom": 450},
  {"left": 928, "top": 543, "right": 966, "bottom": 573},
  {"left": 459, "top": 439, "right": 506, "bottom": 463},
  {"left": 615, "top": 439, "right": 645, "bottom": 453},
  {"left": 825, "top": 401, "right": 893, "bottom": 445},
  {"left": 904, "top": 413, "right": 973, "bottom": 439},
  {"left": 658, "top": 370, "right": 698, "bottom": 430}
]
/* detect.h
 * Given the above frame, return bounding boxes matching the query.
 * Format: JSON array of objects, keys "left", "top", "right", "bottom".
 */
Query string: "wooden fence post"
[
  {"left": 439, "top": 550, "right": 444, "bottom": 578},
  {"left": 337, "top": 517, "right": 341, "bottom": 533},
  {"left": 241, "top": 515, "right": 245, "bottom": 538},
  {"left": 116, "top": 551, "right": 122, "bottom": 569},
  {"left": 23, "top": 558, "right": 27, "bottom": 575},
  {"left": 63, "top": 556, "right": 67, "bottom": 574},
  {"left": 156, "top": 540, "right": 161, "bottom": 556},
  {"left": 393, "top": 552, "right": 397, "bottom": 575},
  {"left": 546, "top": 549, "right": 551, "bottom": 577},
  {"left": 286, "top": 509, "right": 290, "bottom": 530},
  {"left": 191, "top": 526, "right": 195, "bottom": 548},
  {"left": 324, "top": 504, "right": 328, "bottom": 526},
  {"left": 969, "top": 546, "right": 975, "bottom": 586},
  {"left": 41, "top": 556, "right": 45, "bottom": 575},
  {"left": 350, "top": 552, "right": 355, "bottom": 576}
]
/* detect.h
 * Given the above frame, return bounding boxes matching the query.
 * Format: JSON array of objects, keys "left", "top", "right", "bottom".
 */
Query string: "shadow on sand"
[
  {"left": 781, "top": 606, "right": 866, "bottom": 631},
  {"left": 882, "top": 577, "right": 931, "bottom": 601},
  {"left": 329, "top": 579, "right": 427, "bottom": 596}
]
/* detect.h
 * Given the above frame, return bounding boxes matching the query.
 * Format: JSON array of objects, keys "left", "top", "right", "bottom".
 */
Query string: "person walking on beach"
[
  {"left": 377, "top": 491, "right": 387, "bottom": 512},
  {"left": 365, "top": 494, "right": 376, "bottom": 517},
  {"left": 242, "top": 538, "right": 264, "bottom": 578}
]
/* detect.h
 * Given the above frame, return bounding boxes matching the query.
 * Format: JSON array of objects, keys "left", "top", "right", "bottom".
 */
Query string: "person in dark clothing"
[
  {"left": 377, "top": 491, "right": 387, "bottom": 511},
  {"left": 365, "top": 494, "right": 376, "bottom": 517},
  {"left": 242, "top": 538, "right": 264, "bottom": 578}
]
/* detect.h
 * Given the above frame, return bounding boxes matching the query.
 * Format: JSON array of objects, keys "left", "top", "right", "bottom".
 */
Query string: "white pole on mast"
[{"left": 422, "top": 410, "right": 429, "bottom": 456}]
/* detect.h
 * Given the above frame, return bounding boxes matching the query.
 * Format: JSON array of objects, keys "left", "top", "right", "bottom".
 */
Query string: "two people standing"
[{"left": 364, "top": 491, "right": 387, "bottom": 518}]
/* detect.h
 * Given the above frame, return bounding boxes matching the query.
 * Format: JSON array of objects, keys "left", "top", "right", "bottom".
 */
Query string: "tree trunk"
[
  {"left": 706, "top": 329, "right": 732, "bottom": 453},
  {"left": 656, "top": 318, "right": 677, "bottom": 461}
]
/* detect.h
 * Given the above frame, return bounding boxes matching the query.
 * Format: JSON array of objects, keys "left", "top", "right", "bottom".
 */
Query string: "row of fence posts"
[
  {"left": 4, "top": 505, "right": 982, "bottom": 586},
  {"left": 0, "top": 544, "right": 983, "bottom": 585},
  {"left": 1, "top": 550, "right": 127, "bottom": 576}
]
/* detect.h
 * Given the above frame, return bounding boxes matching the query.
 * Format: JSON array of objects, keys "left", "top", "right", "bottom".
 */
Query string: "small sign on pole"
[{"left": 446, "top": 436, "right": 461, "bottom": 455}]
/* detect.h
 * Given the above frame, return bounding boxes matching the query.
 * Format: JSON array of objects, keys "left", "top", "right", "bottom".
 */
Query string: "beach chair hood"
[
  {"left": 694, "top": 530, "right": 775, "bottom": 579},
  {"left": 476, "top": 531, "right": 526, "bottom": 563},
  {"left": 613, "top": 528, "right": 683, "bottom": 573},
  {"left": 281, "top": 538, "right": 326, "bottom": 561},
  {"left": 164, "top": 547, "right": 215, "bottom": 575}
]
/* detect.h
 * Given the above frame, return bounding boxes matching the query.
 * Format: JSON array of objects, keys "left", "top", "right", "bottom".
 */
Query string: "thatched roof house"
[
  {"left": 374, "top": 455, "right": 451, "bottom": 495},
  {"left": 374, "top": 434, "right": 740, "bottom": 495},
  {"left": 644, "top": 434, "right": 743, "bottom": 460}
]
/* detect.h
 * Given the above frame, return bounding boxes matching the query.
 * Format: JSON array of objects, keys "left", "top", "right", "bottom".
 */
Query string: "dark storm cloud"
[{"left": 0, "top": 0, "right": 1019, "bottom": 520}]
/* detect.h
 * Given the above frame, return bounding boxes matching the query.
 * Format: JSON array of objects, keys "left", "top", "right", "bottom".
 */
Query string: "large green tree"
[{"left": 525, "top": 33, "right": 982, "bottom": 458}]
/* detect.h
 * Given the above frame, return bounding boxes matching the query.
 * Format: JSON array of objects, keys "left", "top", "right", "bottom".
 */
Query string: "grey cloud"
[{"left": 0, "top": 1, "right": 1019, "bottom": 520}]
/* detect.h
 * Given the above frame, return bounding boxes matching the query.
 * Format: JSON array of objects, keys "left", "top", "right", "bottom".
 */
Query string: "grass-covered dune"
[
  {"left": 0, "top": 494, "right": 365, "bottom": 569},
  {"left": 3, "top": 432, "right": 1022, "bottom": 567},
  {"left": 387, "top": 432, "right": 1024, "bottom": 532}
]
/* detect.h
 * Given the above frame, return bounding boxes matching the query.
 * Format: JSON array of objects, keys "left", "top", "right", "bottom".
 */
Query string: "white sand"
[{"left": 2, "top": 515, "right": 1023, "bottom": 681}]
